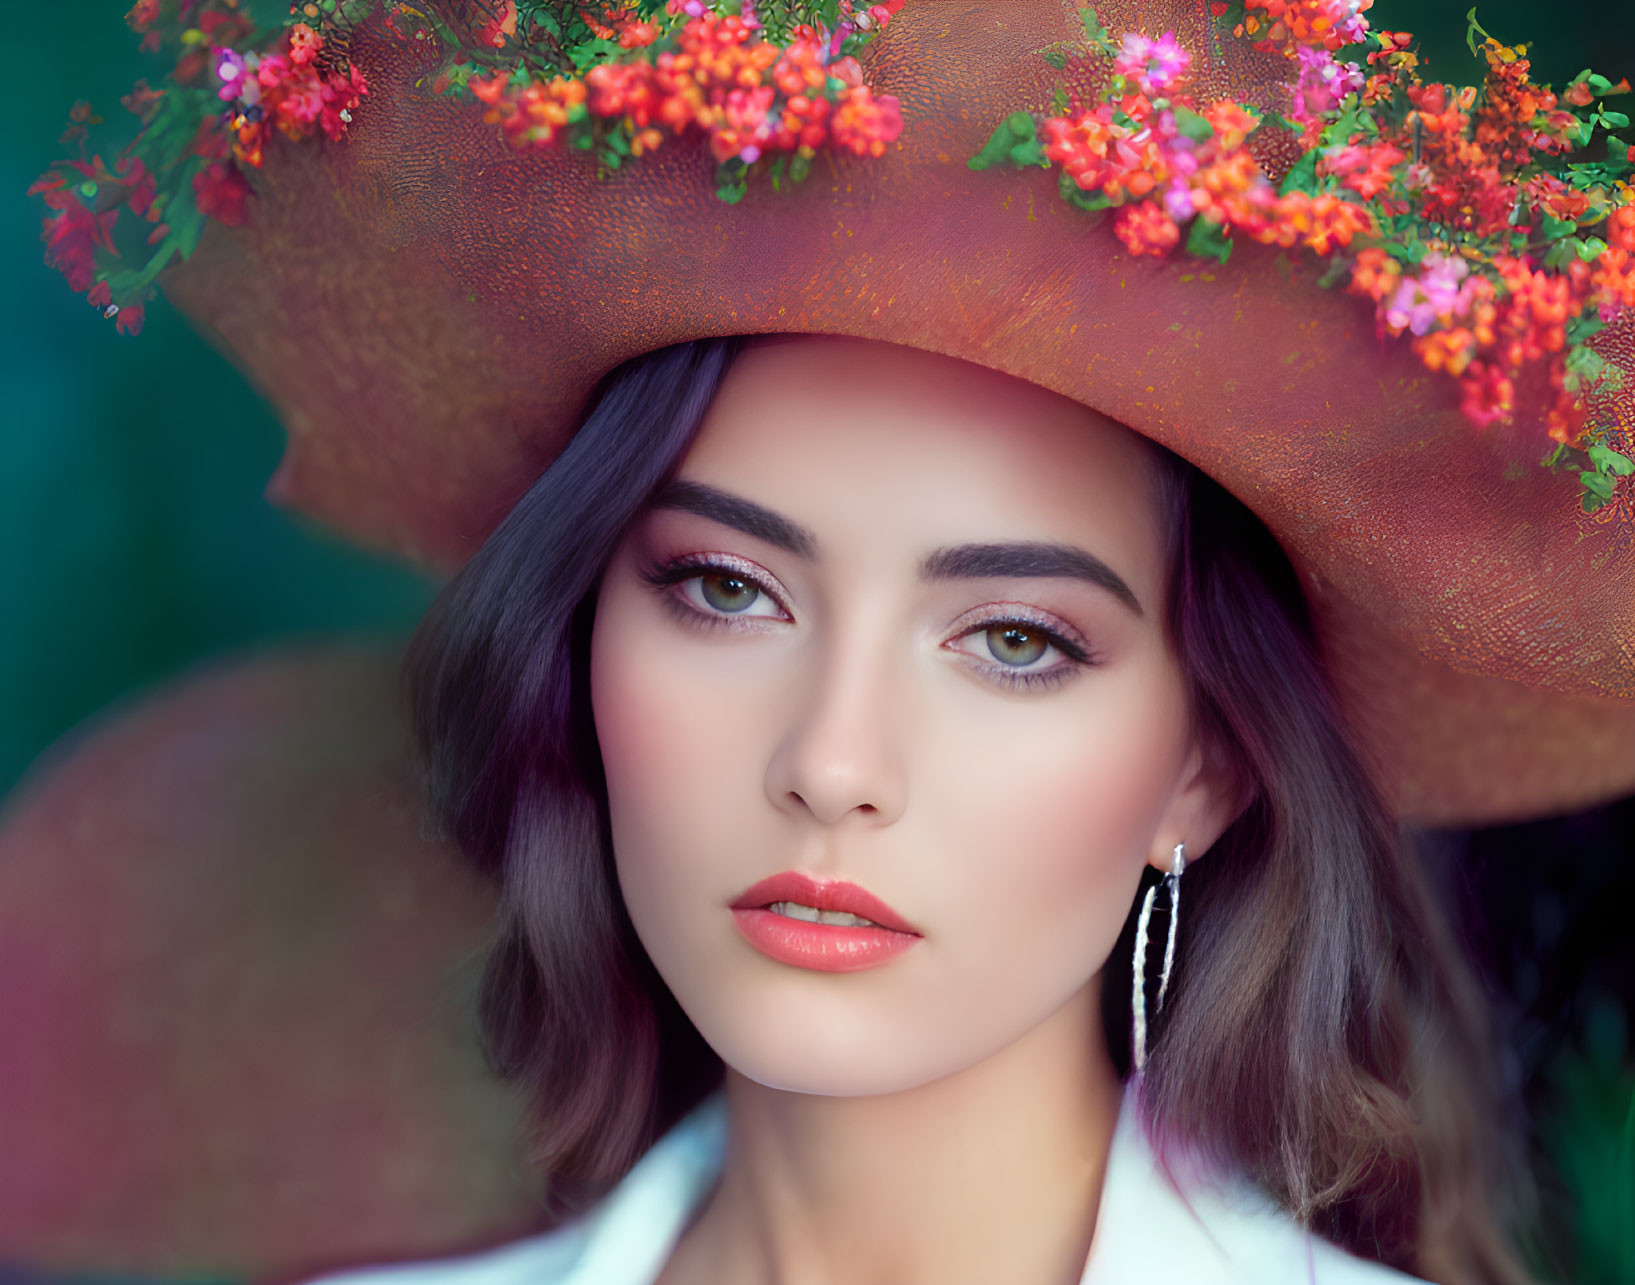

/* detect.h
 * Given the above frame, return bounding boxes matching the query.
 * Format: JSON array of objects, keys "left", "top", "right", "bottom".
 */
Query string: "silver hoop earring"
[{"left": 1131, "top": 841, "right": 1187, "bottom": 1074}]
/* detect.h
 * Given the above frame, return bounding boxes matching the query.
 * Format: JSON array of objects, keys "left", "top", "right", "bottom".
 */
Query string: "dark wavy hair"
[{"left": 404, "top": 336, "right": 1533, "bottom": 1284}]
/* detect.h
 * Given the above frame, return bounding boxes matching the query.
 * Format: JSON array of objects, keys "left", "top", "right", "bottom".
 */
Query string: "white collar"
[{"left": 307, "top": 1083, "right": 1423, "bottom": 1285}]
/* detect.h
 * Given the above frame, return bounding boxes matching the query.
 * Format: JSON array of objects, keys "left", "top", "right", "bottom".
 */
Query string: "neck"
[{"left": 662, "top": 982, "right": 1123, "bottom": 1285}]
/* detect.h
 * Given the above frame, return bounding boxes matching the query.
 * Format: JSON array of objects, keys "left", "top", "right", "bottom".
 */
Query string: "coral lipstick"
[{"left": 729, "top": 871, "right": 922, "bottom": 972}]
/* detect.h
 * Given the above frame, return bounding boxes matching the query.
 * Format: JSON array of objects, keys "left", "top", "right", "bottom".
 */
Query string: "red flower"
[
  {"left": 1116, "top": 202, "right": 1182, "bottom": 255},
  {"left": 830, "top": 86, "right": 902, "bottom": 158},
  {"left": 33, "top": 185, "right": 119, "bottom": 294},
  {"left": 620, "top": 20, "right": 660, "bottom": 48},
  {"left": 288, "top": 22, "right": 323, "bottom": 67},
  {"left": 120, "top": 78, "right": 165, "bottom": 120},
  {"left": 1609, "top": 204, "right": 1635, "bottom": 254},
  {"left": 116, "top": 155, "right": 157, "bottom": 218},
  {"left": 124, "top": 0, "right": 158, "bottom": 31},
  {"left": 1320, "top": 141, "right": 1405, "bottom": 200}
]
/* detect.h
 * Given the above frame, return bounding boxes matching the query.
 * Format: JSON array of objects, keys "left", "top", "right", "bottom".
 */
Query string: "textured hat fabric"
[{"left": 142, "top": 0, "right": 1635, "bottom": 826}]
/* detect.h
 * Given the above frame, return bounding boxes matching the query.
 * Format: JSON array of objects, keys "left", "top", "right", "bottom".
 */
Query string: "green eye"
[
  {"left": 985, "top": 624, "right": 1048, "bottom": 666},
  {"left": 700, "top": 572, "right": 761, "bottom": 613}
]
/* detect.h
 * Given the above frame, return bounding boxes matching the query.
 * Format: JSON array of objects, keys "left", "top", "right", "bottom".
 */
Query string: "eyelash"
[{"left": 637, "top": 554, "right": 1100, "bottom": 692}]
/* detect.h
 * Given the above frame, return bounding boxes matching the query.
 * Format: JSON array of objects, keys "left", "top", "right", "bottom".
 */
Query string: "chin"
[
  {"left": 671, "top": 980, "right": 983, "bottom": 1098},
  {"left": 711, "top": 1033, "right": 959, "bottom": 1097}
]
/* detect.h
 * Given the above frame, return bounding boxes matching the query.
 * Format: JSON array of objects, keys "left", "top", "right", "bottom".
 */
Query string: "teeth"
[{"left": 767, "top": 901, "right": 881, "bottom": 929}]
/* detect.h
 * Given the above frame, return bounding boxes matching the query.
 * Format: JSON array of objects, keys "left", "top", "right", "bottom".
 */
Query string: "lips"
[
  {"left": 729, "top": 871, "right": 921, "bottom": 935},
  {"left": 728, "top": 870, "right": 923, "bottom": 973}
]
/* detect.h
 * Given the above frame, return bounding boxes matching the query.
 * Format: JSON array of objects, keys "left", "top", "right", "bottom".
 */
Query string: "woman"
[
  {"left": 25, "top": 0, "right": 1635, "bottom": 1281},
  {"left": 303, "top": 329, "right": 1522, "bottom": 1285}
]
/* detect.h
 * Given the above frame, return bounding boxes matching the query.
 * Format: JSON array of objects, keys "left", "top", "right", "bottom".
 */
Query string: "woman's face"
[{"left": 591, "top": 335, "right": 1227, "bottom": 1096}]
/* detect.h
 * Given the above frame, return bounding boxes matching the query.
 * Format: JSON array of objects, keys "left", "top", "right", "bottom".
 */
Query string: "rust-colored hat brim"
[{"left": 158, "top": 0, "right": 1635, "bottom": 826}]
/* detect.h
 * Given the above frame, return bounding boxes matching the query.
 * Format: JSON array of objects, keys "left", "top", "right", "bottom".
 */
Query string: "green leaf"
[
  {"left": 789, "top": 151, "right": 812, "bottom": 184},
  {"left": 1051, "top": 82, "right": 1070, "bottom": 116},
  {"left": 1579, "top": 235, "right": 1609, "bottom": 260},
  {"left": 1599, "top": 110, "right": 1631, "bottom": 129},
  {"left": 1568, "top": 315, "right": 1609, "bottom": 344},
  {"left": 1544, "top": 236, "right": 1582, "bottom": 269},
  {"left": 1279, "top": 150, "right": 1321, "bottom": 198},
  {"left": 1042, "top": 49, "right": 1067, "bottom": 69},
  {"left": 1058, "top": 169, "right": 1115, "bottom": 211},
  {"left": 968, "top": 112, "right": 1046, "bottom": 171},
  {"left": 1580, "top": 470, "right": 1617, "bottom": 501},
  {"left": 1185, "top": 216, "right": 1234, "bottom": 264},
  {"left": 1542, "top": 214, "right": 1578, "bottom": 239},
  {"left": 1079, "top": 5, "right": 1114, "bottom": 51},
  {"left": 1588, "top": 443, "right": 1635, "bottom": 475},
  {"left": 1009, "top": 132, "right": 1046, "bottom": 167},
  {"left": 1588, "top": 73, "right": 1615, "bottom": 94},
  {"left": 1566, "top": 346, "right": 1608, "bottom": 381},
  {"left": 1317, "top": 256, "right": 1352, "bottom": 289},
  {"left": 1172, "top": 105, "right": 1214, "bottom": 143},
  {"left": 1256, "top": 110, "right": 1301, "bottom": 134},
  {"left": 768, "top": 155, "right": 787, "bottom": 193},
  {"left": 566, "top": 36, "right": 620, "bottom": 73}
]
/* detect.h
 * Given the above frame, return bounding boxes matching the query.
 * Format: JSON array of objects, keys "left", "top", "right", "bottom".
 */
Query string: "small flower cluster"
[
  {"left": 457, "top": 0, "right": 904, "bottom": 191},
  {"left": 974, "top": 5, "right": 1635, "bottom": 514},
  {"left": 216, "top": 22, "right": 369, "bottom": 168},
  {"left": 30, "top": 0, "right": 371, "bottom": 338},
  {"left": 1031, "top": 73, "right": 1373, "bottom": 261},
  {"left": 30, "top": 0, "right": 906, "bottom": 336},
  {"left": 1230, "top": 0, "right": 1373, "bottom": 55}
]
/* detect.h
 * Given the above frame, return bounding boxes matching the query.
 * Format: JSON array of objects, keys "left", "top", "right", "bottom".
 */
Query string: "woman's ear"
[{"left": 1147, "top": 733, "right": 1253, "bottom": 873}]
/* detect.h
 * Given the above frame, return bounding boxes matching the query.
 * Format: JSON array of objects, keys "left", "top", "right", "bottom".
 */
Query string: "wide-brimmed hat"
[{"left": 32, "top": 0, "right": 1635, "bottom": 827}]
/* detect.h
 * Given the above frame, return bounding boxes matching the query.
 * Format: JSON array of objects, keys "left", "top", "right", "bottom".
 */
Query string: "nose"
[{"left": 762, "top": 632, "right": 908, "bottom": 828}]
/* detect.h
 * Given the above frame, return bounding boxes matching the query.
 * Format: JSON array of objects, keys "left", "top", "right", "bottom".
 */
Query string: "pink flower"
[
  {"left": 1113, "top": 31, "right": 1191, "bottom": 96},
  {"left": 1292, "top": 46, "right": 1363, "bottom": 124},
  {"left": 1382, "top": 252, "right": 1478, "bottom": 335},
  {"left": 1327, "top": 0, "right": 1373, "bottom": 47},
  {"left": 216, "top": 49, "right": 249, "bottom": 101},
  {"left": 1163, "top": 179, "right": 1197, "bottom": 221}
]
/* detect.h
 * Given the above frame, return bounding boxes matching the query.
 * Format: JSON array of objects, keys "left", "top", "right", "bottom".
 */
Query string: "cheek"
[
  {"left": 589, "top": 581, "right": 763, "bottom": 933},
  {"left": 916, "top": 666, "right": 1187, "bottom": 1002}
]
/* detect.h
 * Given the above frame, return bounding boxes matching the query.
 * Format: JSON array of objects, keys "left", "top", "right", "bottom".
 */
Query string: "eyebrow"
[{"left": 648, "top": 479, "right": 1145, "bottom": 618}]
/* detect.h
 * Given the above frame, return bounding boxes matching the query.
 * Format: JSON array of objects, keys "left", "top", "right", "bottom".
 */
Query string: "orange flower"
[{"left": 1115, "top": 202, "right": 1182, "bottom": 255}]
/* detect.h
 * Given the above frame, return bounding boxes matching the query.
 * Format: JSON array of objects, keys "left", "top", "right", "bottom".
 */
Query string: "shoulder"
[
  {"left": 1091, "top": 1168, "right": 1427, "bottom": 1284},
  {"left": 1086, "top": 1088, "right": 1429, "bottom": 1285},
  {"left": 1185, "top": 1180, "right": 1431, "bottom": 1285}
]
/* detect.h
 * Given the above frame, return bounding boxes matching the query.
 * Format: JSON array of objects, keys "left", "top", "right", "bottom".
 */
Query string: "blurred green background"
[{"left": 4, "top": 2, "right": 1633, "bottom": 1283}]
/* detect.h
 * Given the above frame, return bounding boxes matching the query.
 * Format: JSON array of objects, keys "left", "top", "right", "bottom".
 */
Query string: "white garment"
[{"left": 302, "top": 1085, "right": 1426, "bottom": 1285}]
